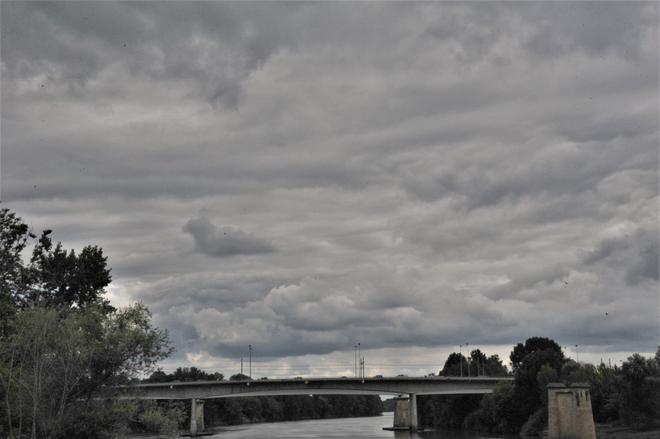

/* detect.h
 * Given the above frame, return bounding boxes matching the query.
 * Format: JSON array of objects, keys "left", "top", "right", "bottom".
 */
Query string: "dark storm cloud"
[
  {"left": 1, "top": 1, "right": 301, "bottom": 107},
  {"left": 583, "top": 225, "right": 660, "bottom": 285},
  {"left": 184, "top": 217, "right": 275, "bottom": 258},
  {"left": 2, "top": 1, "right": 658, "bottom": 368}
]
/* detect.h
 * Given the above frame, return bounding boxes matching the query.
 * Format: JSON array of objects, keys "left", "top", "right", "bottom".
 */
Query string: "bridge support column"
[
  {"left": 190, "top": 399, "right": 205, "bottom": 436},
  {"left": 409, "top": 393, "right": 418, "bottom": 431},
  {"left": 392, "top": 397, "right": 410, "bottom": 429},
  {"left": 391, "top": 394, "right": 419, "bottom": 431},
  {"left": 547, "top": 383, "right": 596, "bottom": 439}
]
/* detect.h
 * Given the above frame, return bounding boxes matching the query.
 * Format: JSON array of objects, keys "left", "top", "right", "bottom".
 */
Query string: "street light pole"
[
  {"left": 459, "top": 344, "right": 463, "bottom": 377},
  {"left": 249, "top": 344, "right": 252, "bottom": 378},
  {"left": 466, "top": 342, "right": 470, "bottom": 377}
]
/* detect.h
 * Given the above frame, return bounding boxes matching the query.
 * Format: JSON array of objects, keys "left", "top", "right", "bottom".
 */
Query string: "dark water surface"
[{"left": 199, "top": 412, "right": 503, "bottom": 439}]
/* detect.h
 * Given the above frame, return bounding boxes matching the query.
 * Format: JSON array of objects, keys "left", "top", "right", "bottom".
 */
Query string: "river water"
[{"left": 199, "top": 412, "right": 502, "bottom": 439}]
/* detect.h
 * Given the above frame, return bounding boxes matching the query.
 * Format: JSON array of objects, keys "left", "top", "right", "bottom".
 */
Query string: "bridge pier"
[
  {"left": 391, "top": 394, "right": 419, "bottom": 431},
  {"left": 409, "top": 393, "right": 418, "bottom": 430},
  {"left": 547, "top": 383, "right": 596, "bottom": 439},
  {"left": 190, "top": 398, "right": 205, "bottom": 437}
]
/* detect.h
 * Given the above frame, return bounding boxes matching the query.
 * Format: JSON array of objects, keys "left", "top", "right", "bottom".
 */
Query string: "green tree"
[
  {"left": 146, "top": 367, "right": 223, "bottom": 382},
  {"left": 0, "top": 304, "right": 171, "bottom": 439},
  {"left": 510, "top": 337, "right": 564, "bottom": 372},
  {"left": 440, "top": 352, "right": 467, "bottom": 376},
  {"left": 0, "top": 208, "right": 113, "bottom": 314},
  {"left": 616, "top": 353, "right": 660, "bottom": 429},
  {"left": 138, "top": 401, "right": 185, "bottom": 439},
  {"left": 0, "top": 209, "right": 32, "bottom": 335}
]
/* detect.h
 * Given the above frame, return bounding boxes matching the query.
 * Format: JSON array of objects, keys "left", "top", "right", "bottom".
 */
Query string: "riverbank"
[{"left": 596, "top": 424, "right": 660, "bottom": 439}]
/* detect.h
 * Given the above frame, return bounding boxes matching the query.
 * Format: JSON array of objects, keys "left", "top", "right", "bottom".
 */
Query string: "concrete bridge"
[{"left": 120, "top": 375, "right": 513, "bottom": 436}]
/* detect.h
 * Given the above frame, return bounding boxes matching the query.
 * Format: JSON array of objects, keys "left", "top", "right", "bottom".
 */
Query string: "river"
[{"left": 196, "top": 412, "right": 503, "bottom": 439}]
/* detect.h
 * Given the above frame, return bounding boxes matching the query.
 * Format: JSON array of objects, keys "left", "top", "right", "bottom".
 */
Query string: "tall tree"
[
  {"left": 0, "top": 304, "right": 172, "bottom": 439},
  {"left": 440, "top": 352, "right": 467, "bottom": 376},
  {"left": 0, "top": 208, "right": 113, "bottom": 313},
  {"left": 0, "top": 209, "right": 31, "bottom": 335},
  {"left": 510, "top": 337, "right": 564, "bottom": 372},
  {"left": 0, "top": 208, "right": 174, "bottom": 438}
]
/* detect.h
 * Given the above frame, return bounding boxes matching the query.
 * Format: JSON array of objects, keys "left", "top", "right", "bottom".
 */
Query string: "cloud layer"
[
  {"left": 184, "top": 217, "right": 275, "bottom": 257},
  {"left": 2, "top": 1, "right": 658, "bottom": 374}
]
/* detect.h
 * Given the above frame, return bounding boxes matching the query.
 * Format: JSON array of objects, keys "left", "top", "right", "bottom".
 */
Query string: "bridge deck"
[{"left": 120, "top": 376, "right": 513, "bottom": 400}]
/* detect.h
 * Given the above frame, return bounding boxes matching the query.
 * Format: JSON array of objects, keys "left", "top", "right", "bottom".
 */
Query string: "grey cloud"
[
  {"left": 523, "top": 2, "right": 657, "bottom": 59},
  {"left": 584, "top": 236, "right": 632, "bottom": 265},
  {"left": 183, "top": 217, "right": 275, "bottom": 258},
  {"left": 625, "top": 243, "right": 659, "bottom": 285},
  {"left": 2, "top": 1, "right": 657, "bottom": 364},
  {"left": 1, "top": 1, "right": 300, "bottom": 107},
  {"left": 583, "top": 226, "right": 659, "bottom": 285}
]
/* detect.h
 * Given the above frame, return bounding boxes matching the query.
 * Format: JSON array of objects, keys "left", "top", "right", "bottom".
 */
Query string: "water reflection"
[{"left": 189, "top": 413, "right": 504, "bottom": 439}]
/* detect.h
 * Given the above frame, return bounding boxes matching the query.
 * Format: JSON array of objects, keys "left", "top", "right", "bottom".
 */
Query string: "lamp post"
[
  {"left": 249, "top": 344, "right": 252, "bottom": 378},
  {"left": 357, "top": 343, "right": 361, "bottom": 378},
  {"left": 465, "top": 342, "right": 470, "bottom": 377},
  {"left": 459, "top": 344, "right": 463, "bottom": 377}
]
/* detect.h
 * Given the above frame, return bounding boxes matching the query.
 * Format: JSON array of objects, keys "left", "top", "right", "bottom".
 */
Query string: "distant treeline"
[
  {"left": 418, "top": 338, "right": 660, "bottom": 435},
  {"left": 143, "top": 368, "right": 383, "bottom": 428}
]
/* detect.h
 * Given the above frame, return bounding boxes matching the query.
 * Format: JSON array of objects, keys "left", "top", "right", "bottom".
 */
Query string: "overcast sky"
[{"left": 1, "top": 1, "right": 658, "bottom": 377}]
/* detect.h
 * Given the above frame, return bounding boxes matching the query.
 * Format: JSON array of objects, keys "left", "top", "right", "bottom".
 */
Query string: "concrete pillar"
[
  {"left": 190, "top": 398, "right": 197, "bottom": 437},
  {"left": 195, "top": 399, "right": 205, "bottom": 433},
  {"left": 409, "top": 393, "right": 418, "bottom": 431},
  {"left": 392, "top": 397, "right": 410, "bottom": 429},
  {"left": 547, "top": 383, "right": 596, "bottom": 439},
  {"left": 390, "top": 394, "right": 419, "bottom": 431}
]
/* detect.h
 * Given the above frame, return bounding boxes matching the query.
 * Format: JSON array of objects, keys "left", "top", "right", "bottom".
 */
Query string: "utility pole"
[
  {"left": 465, "top": 342, "right": 470, "bottom": 377},
  {"left": 459, "top": 344, "right": 463, "bottom": 377},
  {"left": 354, "top": 344, "right": 358, "bottom": 377},
  {"left": 241, "top": 357, "right": 243, "bottom": 375},
  {"left": 249, "top": 344, "right": 252, "bottom": 378},
  {"left": 357, "top": 343, "right": 361, "bottom": 377}
]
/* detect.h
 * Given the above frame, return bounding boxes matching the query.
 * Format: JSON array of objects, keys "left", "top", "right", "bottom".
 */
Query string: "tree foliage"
[
  {"left": 147, "top": 367, "right": 224, "bottom": 382},
  {"left": 0, "top": 208, "right": 173, "bottom": 439},
  {"left": 440, "top": 350, "right": 508, "bottom": 377},
  {"left": 615, "top": 353, "right": 660, "bottom": 429},
  {"left": 446, "top": 339, "right": 660, "bottom": 435},
  {"left": 0, "top": 304, "right": 172, "bottom": 438},
  {"left": 510, "top": 337, "right": 564, "bottom": 372},
  {"left": 0, "top": 208, "right": 113, "bottom": 317}
]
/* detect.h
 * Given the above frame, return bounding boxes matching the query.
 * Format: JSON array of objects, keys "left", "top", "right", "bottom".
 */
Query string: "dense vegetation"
[
  {"left": 420, "top": 337, "right": 660, "bottom": 435},
  {"left": 0, "top": 208, "right": 178, "bottom": 438}
]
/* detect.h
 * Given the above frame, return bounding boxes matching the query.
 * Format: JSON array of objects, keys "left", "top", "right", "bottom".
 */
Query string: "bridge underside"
[
  {"left": 124, "top": 377, "right": 506, "bottom": 400},
  {"left": 120, "top": 377, "right": 511, "bottom": 436},
  {"left": 130, "top": 387, "right": 494, "bottom": 400}
]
